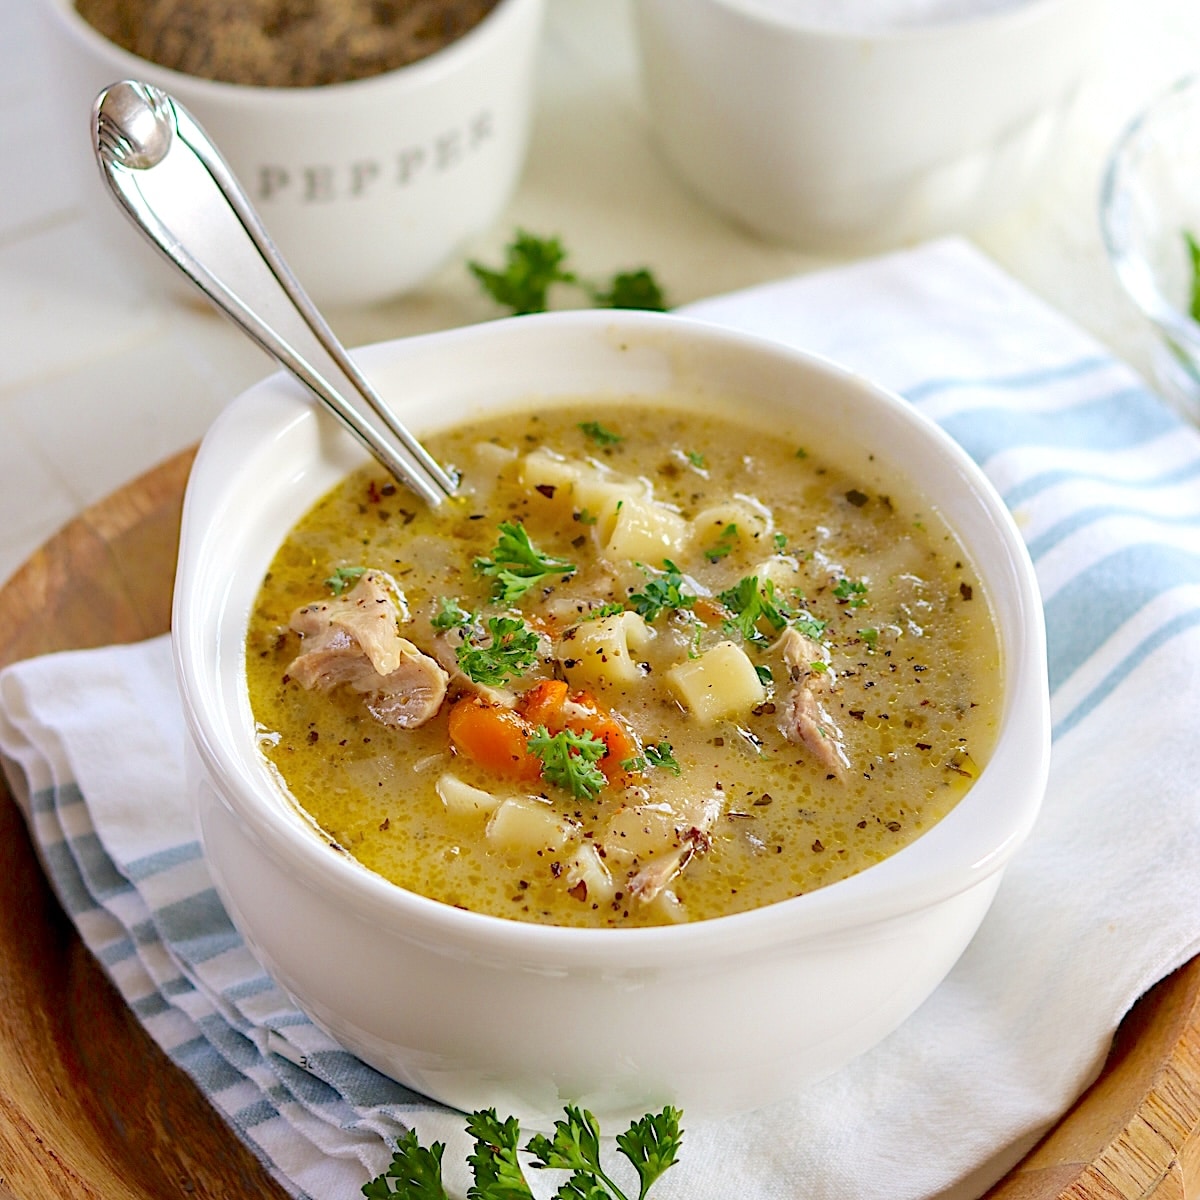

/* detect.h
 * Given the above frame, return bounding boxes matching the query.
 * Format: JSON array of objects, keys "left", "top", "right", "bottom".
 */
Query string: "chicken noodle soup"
[{"left": 245, "top": 400, "right": 1002, "bottom": 927}]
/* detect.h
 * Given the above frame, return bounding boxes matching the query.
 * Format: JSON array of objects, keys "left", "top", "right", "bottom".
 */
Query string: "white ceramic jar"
[
  {"left": 172, "top": 309, "right": 1051, "bottom": 1126},
  {"left": 634, "top": 0, "right": 1106, "bottom": 252},
  {"left": 37, "top": 0, "right": 545, "bottom": 306}
]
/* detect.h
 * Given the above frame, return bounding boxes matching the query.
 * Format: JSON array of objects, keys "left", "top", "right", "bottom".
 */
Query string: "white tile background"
[{"left": 2, "top": 0, "right": 1198, "bottom": 585}]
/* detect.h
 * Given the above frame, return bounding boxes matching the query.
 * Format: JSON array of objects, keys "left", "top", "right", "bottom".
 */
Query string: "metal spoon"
[{"left": 92, "top": 80, "right": 458, "bottom": 507}]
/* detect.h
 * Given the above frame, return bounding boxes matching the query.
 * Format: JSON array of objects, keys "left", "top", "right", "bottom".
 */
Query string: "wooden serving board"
[{"left": 0, "top": 449, "right": 1198, "bottom": 1199}]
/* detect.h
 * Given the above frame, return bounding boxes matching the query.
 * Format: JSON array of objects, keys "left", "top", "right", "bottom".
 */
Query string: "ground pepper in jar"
[{"left": 73, "top": 0, "right": 501, "bottom": 86}]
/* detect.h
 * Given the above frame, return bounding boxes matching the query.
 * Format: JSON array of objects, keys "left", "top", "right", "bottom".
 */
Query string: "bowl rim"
[
  {"left": 658, "top": 0, "right": 1094, "bottom": 43},
  {"left": 173, "top": 308, "right": 1050, "bottom": 966},
  {"left": 41, "top": 0, "right": 541, "bottom": 98}
]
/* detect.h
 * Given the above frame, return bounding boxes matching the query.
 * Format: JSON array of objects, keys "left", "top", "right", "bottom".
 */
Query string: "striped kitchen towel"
[{"left": 3, "top": 236, "right": 1200, "bottom": 1200}]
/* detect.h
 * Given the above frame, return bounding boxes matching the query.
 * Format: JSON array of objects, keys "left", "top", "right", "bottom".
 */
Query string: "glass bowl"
[{"left": 1100, "top": 73, "right": 1200, "bottom": 424}]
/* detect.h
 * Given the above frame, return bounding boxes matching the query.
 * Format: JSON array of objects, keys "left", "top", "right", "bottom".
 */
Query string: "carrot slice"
[
  {"left": 567, "top": 709, "right": 637, "bottom": 781},
  {"left": 515, "top": 679, "right": 570, "bottom": 730},
  {"left": 454, "top": 682, "right": 639, "bottom": 789},
  {"left": 447, "top": 696, "right": 542, "bottom": 782},
  {"left": 519, "top": 681, "right": 638, "bottom": 783}
]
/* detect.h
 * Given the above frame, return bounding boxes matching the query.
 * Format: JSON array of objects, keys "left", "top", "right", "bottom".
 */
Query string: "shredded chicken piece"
[
  {"left": 776, "top": 626, "right": 850, "bottom": 777},
  {"left": 287, "top": 571, "right": 447, "bottom": 729},
  {"left": 607, "top": 792, "right": 724, "bottom": 904}
]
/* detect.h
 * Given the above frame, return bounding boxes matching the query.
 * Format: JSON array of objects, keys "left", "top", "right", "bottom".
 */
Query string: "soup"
[{"left": 245, "top": 399, "right": 1002, "bottom": 928}]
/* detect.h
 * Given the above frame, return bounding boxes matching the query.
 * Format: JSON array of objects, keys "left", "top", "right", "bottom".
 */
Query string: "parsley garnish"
[
  {"left": 585, "top": 602, "right": 627, "bottom": 620},
  {"left": 469, "top": 231, "right": 668, "bottom": 315},
  {"left": 718, "top": 575, "right": 790, "bottom": 646},
  {"left": 431, "top": 596, "right": 472, "bottom": 631},
  {"left": 623, "top": 741, "right": 681, "bottom": 775},
  {"left": 833, "top": 577, "right": 869, "bottom": 608},
  {"left": 467, "top": 230, "right": 575, "bottom": 315},
  {"left": 1187, "top": 229, "right": 1200, "bottom": 322},
  {"left": 362, "top": 1126, "right": 445, "bottom": 1199},
  {"left": 456, "top": 615, "right": 540, "bottom": 686},
  {"left": 579, "top": 421, "right": 623, "bottom": 446},
  {"left": 363, "top": 1105, "right": 683, "bottom": 1200},
  {"left": 772, "top": 532, "right": 788, "bottom": 553},
  {"left": 325, "top": 565, "right": 366, "bottom": 595},
  {"left": 628, "top": 560, "right": 696, "bottom": 622},
  {"left": 685, "top": 450, "right": 706, "bottom": 468},
  {"left": 474, "top": 522, "right": 576, "bottom": 602},
  {"left": 793, "top": 612, "right": 828, "bottom": 641},
  {"left": 703, "top": 522, "right": 739, "bottom": 562},
  {"left": 644, "top": 741, "right": 681, "bottom": 775},
  {"left": 527, "top": 726, "right": 608, "bottom": 799},
  {"left": 465, "top": 1110, "right": 531, "bottom": 1198},
  {"left": 859, "top": 627, "right": 879, "bottom": 649},
  {"left": 589, "top": 268, "right": 668, "bottom": 312}
]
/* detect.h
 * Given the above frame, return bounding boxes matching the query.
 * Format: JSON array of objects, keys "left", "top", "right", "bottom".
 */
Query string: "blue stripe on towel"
[
  {"left": 153, "top": 889, "right": 243, "bottom": 962},
  {"left": 934, "top": 386, "right": 1177, "bottom": 464},
  {"left": 1026, "top": 503, "right": 1200, "bottom": 563},
  {"left": 126, "top": 840, "right": 205, "bottom": 882},
  {"left": 173, "top": 1034, "right": 249, "bottom": 1093},
  {"left": 1055, "top": 608, "right": 1200, "bottom": 737},
  {"left": 1005, "top": 455, "right": 1200, "bottom": 510},
  {"left": 1042, "top": 543, "right": 1200, "bottom": 692},
  {"left": 904, "top": 355, "right": 1111, "bottom": 403}
]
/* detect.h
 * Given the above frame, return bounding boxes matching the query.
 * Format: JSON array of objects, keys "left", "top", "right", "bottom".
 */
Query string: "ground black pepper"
[{"left": 74, "top": 0, "right": 501, "bottom": 87}]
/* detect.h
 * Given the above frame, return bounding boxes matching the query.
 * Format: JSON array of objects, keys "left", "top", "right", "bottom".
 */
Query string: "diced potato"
[
  {"left": 666, "top": 640, "right": 765, "bottom": 723},
  {"left": 486, "top": 795, "right": 578, "bottom": 853},
  {"left": 520, "top": 449, "right": 581, "bottom": 509},
  {"left": 645, "top": 888, "right": 688, "bottom": 924},
  {"left": 558, "top": 611, "right": 655, "bottom": 690},
  {"left": 604, "top": 498, "right": 691, "bottom": 562},
  {"left": 573, "top": 475, "right": 644, "bottom": 541},
  {"left": 754, "top": 555, "right": 801, "bottom": 591},
  {"left": 436, "top": 772, "right": 502, "bottom": 817},
  {"left": 472, "top": 441, "right": 519, "bottom": 471},
  {"left": 601, "top": 803, "right": 680, "bottom": 866},
  {"left": 692, "top": 498, "right": 772, "bottom": 549},
  {"left": 564, "top": 841, "right": 615, "bottom": 904}
]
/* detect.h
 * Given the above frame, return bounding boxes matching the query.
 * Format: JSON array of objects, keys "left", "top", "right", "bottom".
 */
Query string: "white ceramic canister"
[{"left": 38, "top": 0, "right": 545, "bottom": 307}]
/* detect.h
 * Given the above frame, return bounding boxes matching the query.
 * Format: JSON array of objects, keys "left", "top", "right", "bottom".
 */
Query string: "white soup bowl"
[{"left": 173, "top": 309, "right": 1050, "bottom": 1125}]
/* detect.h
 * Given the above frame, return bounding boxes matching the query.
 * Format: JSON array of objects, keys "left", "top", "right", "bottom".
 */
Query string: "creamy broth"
[{"left": 245, "top": 400, "right": 1002, "bottom": 928}]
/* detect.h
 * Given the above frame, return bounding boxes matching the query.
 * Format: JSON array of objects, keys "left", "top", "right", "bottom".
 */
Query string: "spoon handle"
[{"left": 92, "top": 80, "right": 457, "bottom": 507}]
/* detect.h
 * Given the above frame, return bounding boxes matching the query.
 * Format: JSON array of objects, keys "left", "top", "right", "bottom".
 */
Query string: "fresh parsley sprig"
[
  {"left": 362, "top": 1127, "right": 446, "bottom": 1199},
  {"left": 325, "top": 565, "right": 367, "bottom": 595},
  {"left": 474, "top": 522, "right": 577, "bottom": 603},
  {"left": 579, "top": 420, "right": 623, "bottom": 447},
  {"left": 431, "top": 596, "right": 474, "bottom": 631},
  {"left": 528, "top": 726, "right": 608, "bottom": 799},
  {"left": 362, "top": 1105, "right": 683, "bottom": 1200},
  {"left": 467, "top": 230, "right": 576, "bottom": 316},
  {"left": 1186, "top": 229, "right": 1200, "bottom": 323},
  {"left": 717, "top": 575, "right": 791, "bottom": 646},
  {"left": 623, "top": 741, "right": 681, "bottom": 776},
  {"left": 703, "top": 522, "right": 739, "bottom": 563},
  {"left": 628, "top": 560, "right": 696, "bottom": 622},
  {"left": 587, "top": 268, "right": 667, "bottom": 312},
  {"left": 469, "top": 230, "right": 668, "bottom": 315},
  {"left": 456, "top": 615, "right": 541, "bottom": 686},
  {"left": 466, "top": 1110, "right": 533, "bottom": 1198},
  {"left": 832, "top": 577, "right": 869, "bottom": 609}
]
